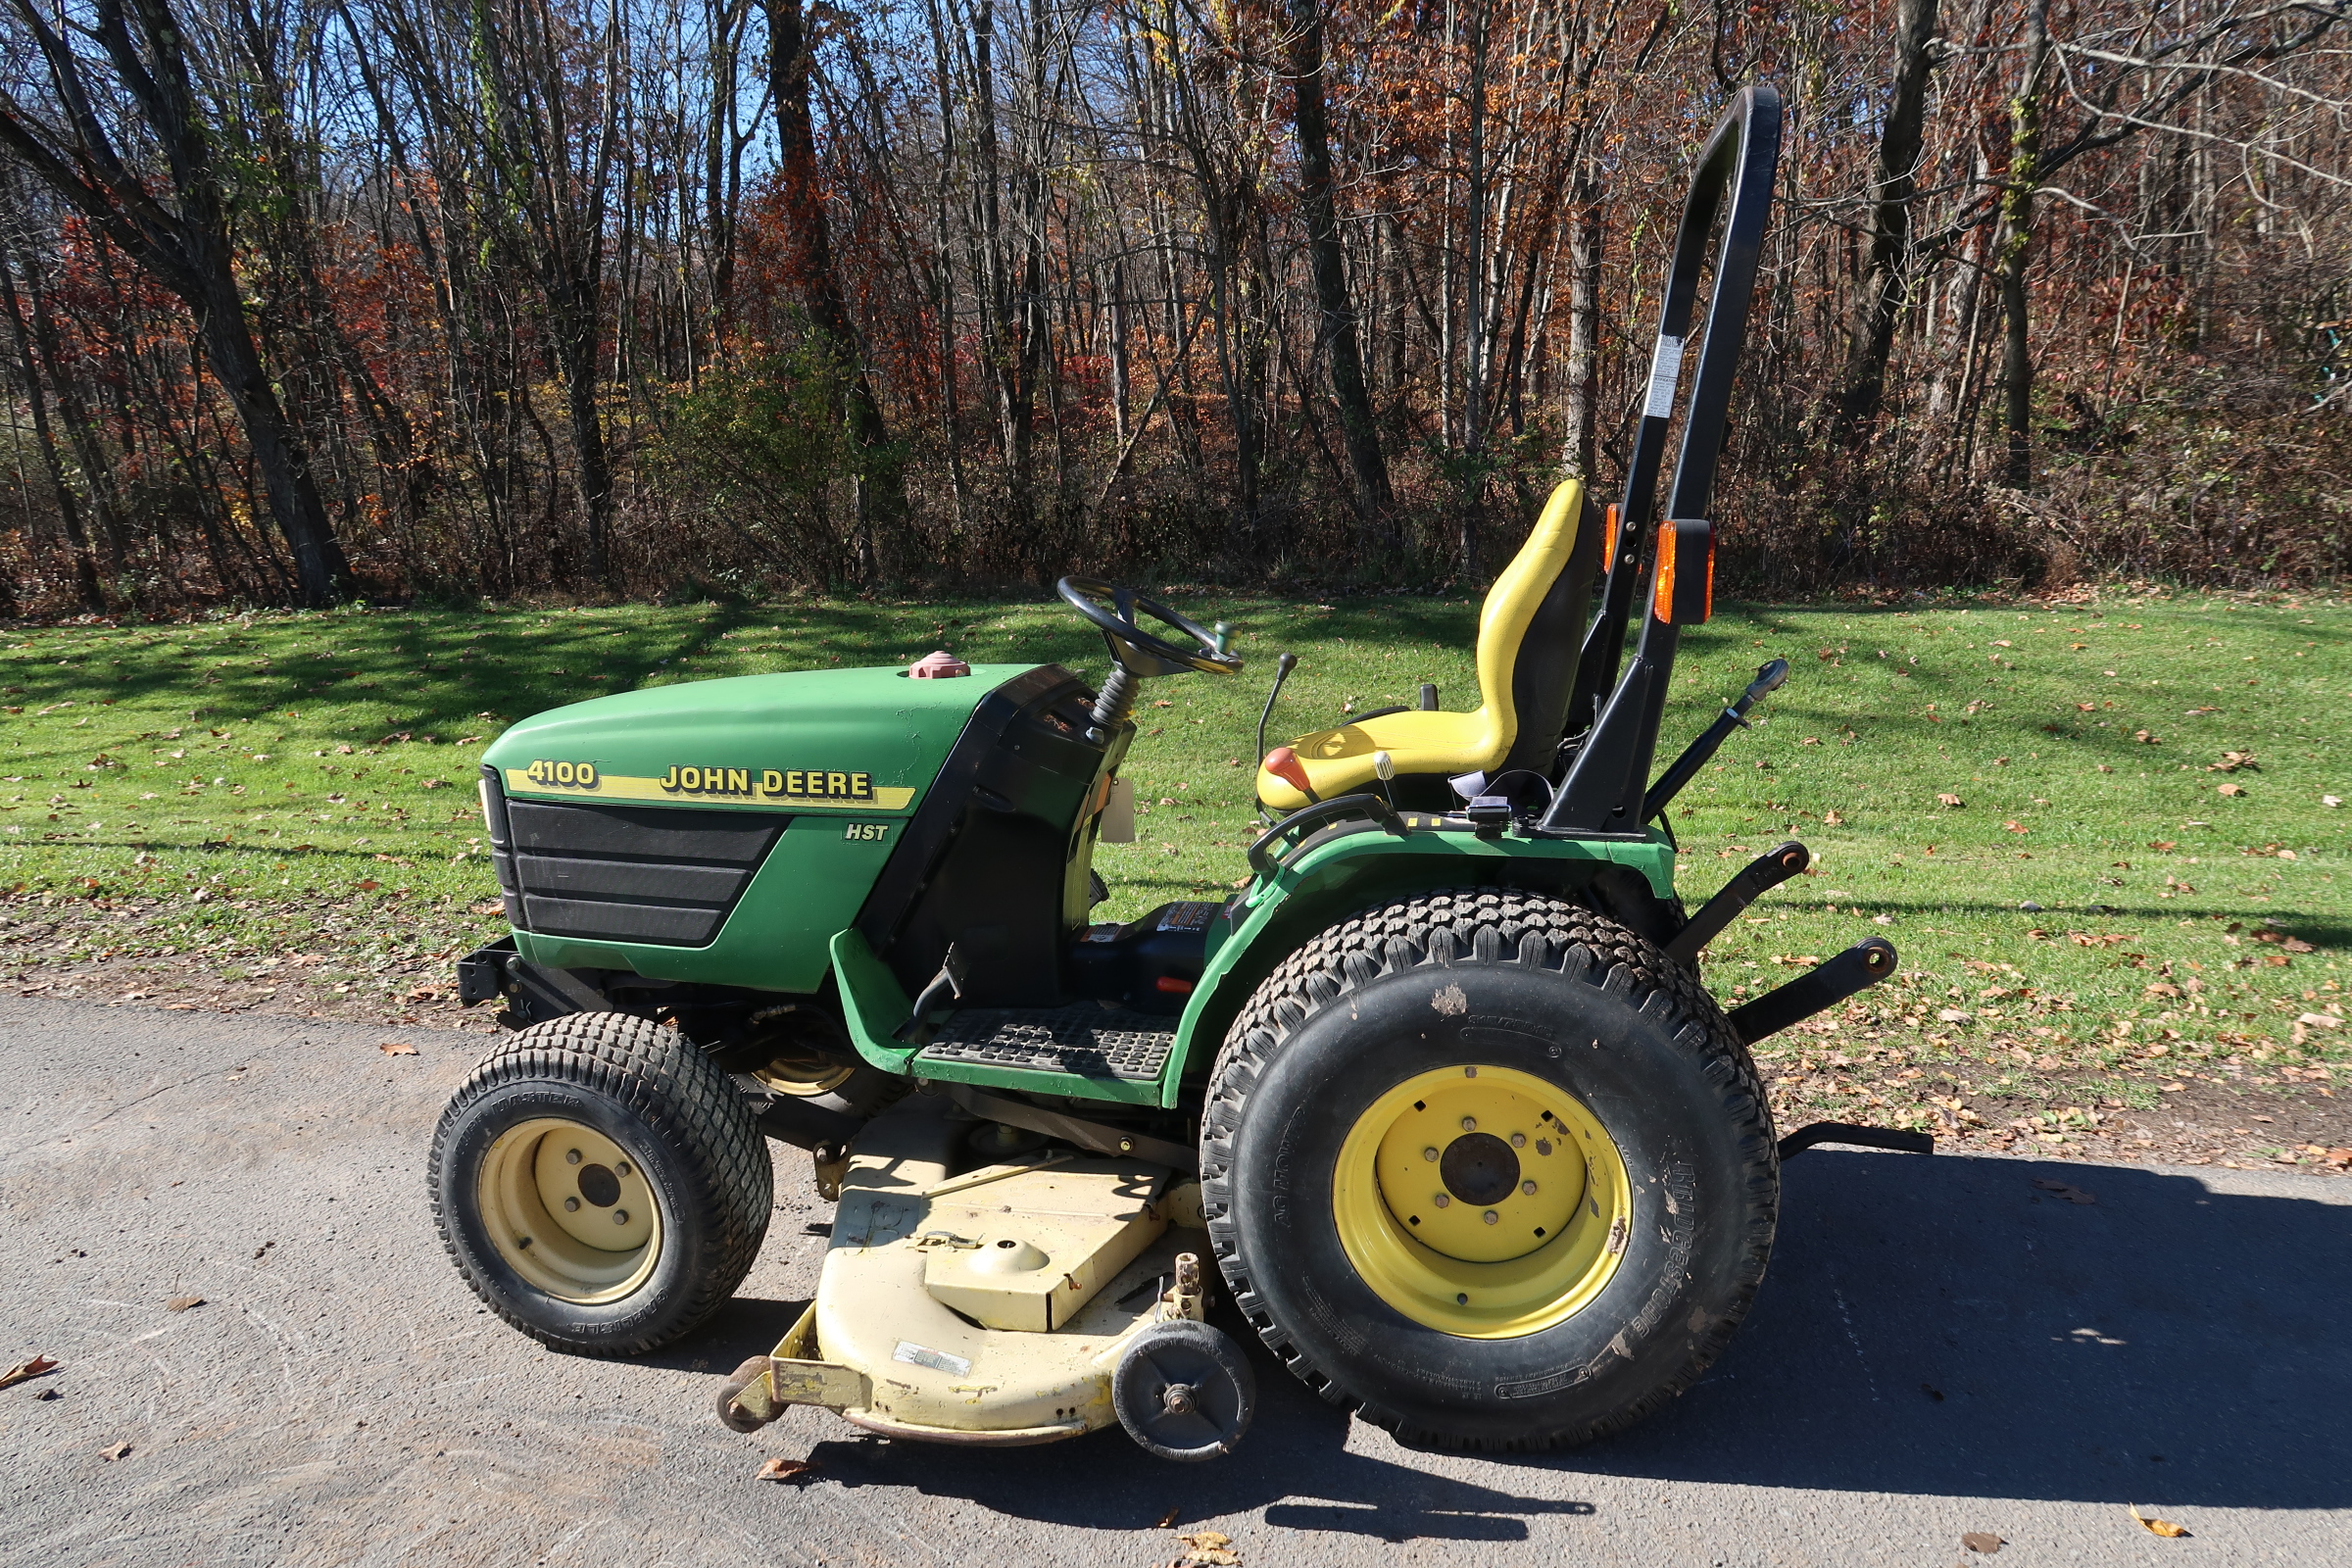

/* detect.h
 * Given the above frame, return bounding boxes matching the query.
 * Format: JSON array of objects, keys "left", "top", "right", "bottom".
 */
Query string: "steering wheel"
[{"left": 1056, "top": 578, "right": 1244, "bottom": 677}]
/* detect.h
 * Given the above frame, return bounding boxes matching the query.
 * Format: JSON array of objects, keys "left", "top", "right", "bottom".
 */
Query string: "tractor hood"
[{"left": 483, "top": 662, "right": 1048, "bottom": 817}]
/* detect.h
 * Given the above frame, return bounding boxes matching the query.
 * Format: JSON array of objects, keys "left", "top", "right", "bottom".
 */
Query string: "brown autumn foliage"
[{"left": 0, "top": 0, "right": 2345, "bottom": 614}]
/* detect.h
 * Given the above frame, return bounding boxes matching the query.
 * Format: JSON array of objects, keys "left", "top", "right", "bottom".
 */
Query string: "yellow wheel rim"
[
  {"left": 477, "top": 1117, "right": 663, "bottom": 1304},
  {"left": 1332, "top": 1064, "right": 1632, "bottom": 1338}
]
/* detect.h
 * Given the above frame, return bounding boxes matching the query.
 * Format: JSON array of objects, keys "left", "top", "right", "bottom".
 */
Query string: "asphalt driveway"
[{"left": 2, "top": 997, "right": 2345, "bottom": 1566}]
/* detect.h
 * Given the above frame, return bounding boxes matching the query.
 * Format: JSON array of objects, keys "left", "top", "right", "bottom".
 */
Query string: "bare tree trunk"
[
  {"left": 1560, "top": 164, "right": 1604, "bottom": 480},
  {"left": 0, "top": 253, "right": 103, "bottom": 610},
  {"left": 1286, "top": 0, "right": 1392, "bottom": 534},
  {"left": 767, "top": 0, "right": 903, "bottom": 578},
  {"left": 1833, "top": 0, "right": 1939, "bottom": 443},
  {"left": 1996, "top": 0, "right": 2052, "bottom": 490}
]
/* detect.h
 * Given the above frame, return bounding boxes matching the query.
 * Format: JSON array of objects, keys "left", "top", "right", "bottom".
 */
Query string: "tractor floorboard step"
[{"left": 917, "top": 1006, "right": 1177, "bottom": 1082}]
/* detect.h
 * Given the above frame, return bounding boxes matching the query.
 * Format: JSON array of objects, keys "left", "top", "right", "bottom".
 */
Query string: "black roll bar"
[{"left": 1544, "top": 85, "right": 1783, "bottom": 837}]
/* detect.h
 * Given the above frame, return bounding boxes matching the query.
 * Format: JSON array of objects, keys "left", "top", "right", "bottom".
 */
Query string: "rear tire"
[
  {"left": 1201, "top": 888, "right": 1777, "bottom": 1450},
  {"left": 430, "top": 1011, "right": 772, "bottom": 1355}
]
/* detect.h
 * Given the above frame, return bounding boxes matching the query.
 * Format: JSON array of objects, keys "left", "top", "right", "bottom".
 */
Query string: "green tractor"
[{"left": 429, "top": 87, "right": 1918, "bottom": 1461}]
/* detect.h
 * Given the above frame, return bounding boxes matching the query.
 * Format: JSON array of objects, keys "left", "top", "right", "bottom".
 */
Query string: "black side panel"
[
  {"left": 486, "top": 786, "right": 784, "bottom": 947},
  {"left": 857, "top": 664, "right": 1109, "bottom": 1007}
]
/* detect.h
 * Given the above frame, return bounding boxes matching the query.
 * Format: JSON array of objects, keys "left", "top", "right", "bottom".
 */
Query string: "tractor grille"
[
  {"left": 486, "top": 785, "right": 782, "bottom": 948},
  {"left": 917, "top": 1006, "right": 1177, "bottom": 1082}
]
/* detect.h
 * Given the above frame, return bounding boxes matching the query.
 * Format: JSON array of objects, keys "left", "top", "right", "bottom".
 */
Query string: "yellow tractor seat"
[{"left": 1258, "top": 478, "right": 1587, "bottom": 810}]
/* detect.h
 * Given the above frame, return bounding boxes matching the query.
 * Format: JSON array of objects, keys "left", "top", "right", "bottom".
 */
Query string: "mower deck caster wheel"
[
  {"left": 1112, "top": 1319, "right": 1256, "bottom": 1461},
  {"left": 714, "top": 1355, "right": 777, "bottom": 1433}
]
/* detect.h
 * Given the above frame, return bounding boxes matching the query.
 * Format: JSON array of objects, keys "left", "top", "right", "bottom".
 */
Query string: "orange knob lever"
[{"left": 1262, "top": 745, "right": 1319, "bottom": 803}]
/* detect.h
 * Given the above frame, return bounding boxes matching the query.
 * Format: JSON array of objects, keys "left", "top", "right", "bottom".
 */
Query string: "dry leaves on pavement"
[
  {"left": 1172, "top": 1529, "right": 1241, "bottom": 1567},
  {"left": 755, "top": 1456, "right": 817, "bottom": 1482},
  {"left": 2130, "top": 1504, "right": 2190, "bottom": 1538},
  {"left": 1962, "top": 1532, "right": 2004, "bottom": 1553},
  {"left": 101, "top": 1442, "right": 131, "bottom": 1460},
  {"left": 378, "top": 1041, "right": 418, "bottom": 1055},
  {"left": 1, "top": 1355, "right": 59, "bottom": 1389},
  {"left": 165, "top": 1296, "right": 205, "bottom": 1312}
]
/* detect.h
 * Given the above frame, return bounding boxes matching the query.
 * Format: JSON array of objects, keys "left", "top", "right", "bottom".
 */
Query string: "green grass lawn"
[{"left": 2, "top": 591, "right": 2346, "bottom": 1147}]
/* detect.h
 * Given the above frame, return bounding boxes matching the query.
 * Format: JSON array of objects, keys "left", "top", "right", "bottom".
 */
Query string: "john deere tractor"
[{"left": 429, "top": 87, "right": 1918, "bottom": 1461}]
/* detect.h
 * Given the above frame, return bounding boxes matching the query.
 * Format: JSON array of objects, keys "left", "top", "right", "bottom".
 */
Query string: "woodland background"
[{"left": 0, "top": 0, "right": 2346, "bottom": 614}]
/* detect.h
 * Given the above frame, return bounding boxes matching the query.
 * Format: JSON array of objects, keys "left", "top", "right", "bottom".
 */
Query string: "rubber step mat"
[{"left": 916, "top": 1006, "right": 1177, "bottom": 1082}]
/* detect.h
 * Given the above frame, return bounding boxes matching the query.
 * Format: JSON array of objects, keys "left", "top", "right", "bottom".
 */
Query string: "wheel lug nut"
[
  {"left": 1459, "top": 1116, "right": 1477, "bottom": 1132},
  {"left": 1522, "top": 1180, "right": 1538, "bottom": 1196},
  {"left": 615, "top": 1161, "right": 631, "bottom": 1177},
  {"left": 564, "top": 1197, "right": 580, "bottom": 1211},
  {"left": 1422, "top": 1147, "right": 1439, "bottom": 1162},
  {"left": 1482, "top": 1209, "right": 1498, "bottom": 1225},
  {"left": 1434, "top": 1194, "right": 1450, "bottom": 1207},
  {"left": 1510, "top": 1132, "right": 1526, "bottom": 1148},
  {"left": 612, "top": 1209, "right": 630, "bottom": 1225},
  {"left": 564, "top": 1149, "right": 582, "bottom": 1165}
]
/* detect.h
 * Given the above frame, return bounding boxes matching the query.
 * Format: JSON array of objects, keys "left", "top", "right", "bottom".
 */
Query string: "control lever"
[
  {"left": 1642, "top": 658, "right": 1789, "bottom": 822},
  {"left": 1253, "top": 652, "right": 1298, "bottom": 777},
  {"left": 893, "top": 944, "right": 969, "bottom": 1045}
]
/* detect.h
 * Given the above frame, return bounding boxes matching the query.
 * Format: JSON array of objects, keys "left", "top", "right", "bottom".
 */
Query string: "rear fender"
[{"left": 1158, "top": 822, "right": 1676, "bottom": 1107}]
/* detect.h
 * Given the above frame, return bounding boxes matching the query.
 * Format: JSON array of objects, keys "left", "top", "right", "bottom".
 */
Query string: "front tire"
[
  {"left": 430, "top": 1011, "right": 773, "bottom": 1355},
  {"left": 1201, "top": 889, "right": 1777, "bottom": 1450}
]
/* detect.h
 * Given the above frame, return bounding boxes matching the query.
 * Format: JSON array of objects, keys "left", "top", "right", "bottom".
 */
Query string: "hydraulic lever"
[{"left": 1643, "top": 659, "right": 1788, "bottom": 822}]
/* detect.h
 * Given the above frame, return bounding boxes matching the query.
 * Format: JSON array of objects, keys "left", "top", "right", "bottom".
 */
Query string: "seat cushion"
[{"left": 1256, "top": 709, "right": 1501, "bottom": 809}]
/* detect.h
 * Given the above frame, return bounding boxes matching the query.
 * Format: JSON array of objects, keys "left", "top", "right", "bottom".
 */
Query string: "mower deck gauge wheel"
[{"left": 1111, "top": 1318, "right": 1257, "bottom": 1462}]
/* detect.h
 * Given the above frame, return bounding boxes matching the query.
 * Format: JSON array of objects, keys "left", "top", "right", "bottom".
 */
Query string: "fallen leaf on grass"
[
  {"left": 101, "top": 1442, "right": 130, "bottom": 1460},
  {"left": 165, "top": 1296, "right": 204, "bottom": 1312},
  {"left": 378, "top": 1042, "right": 418, "bottom": 1055},
  {"left": 1962, "top": 1532, "right": 2004, "bottom": 1552},
  {"left": 2130, "top": 1504, "right": 2189, "bottom": 1538},
  {"left": 0, "top": 1355, "right": 59, "bottom": 1389},
  {"left": 1936, "top": 793, "right": 1964, "bottom": 808},
  {"left": 755, "top": 1456, "right": 817, "bottom": 1482},
  {"left": 1822, "top": 809, "right": 1846, "bottom": 826},
  {"left": 2216, "top": 782, "right": 2244, "bottom": 798},
  {"left": 2033, "top": 1178, "right": 2096, "bottom": 1204}
]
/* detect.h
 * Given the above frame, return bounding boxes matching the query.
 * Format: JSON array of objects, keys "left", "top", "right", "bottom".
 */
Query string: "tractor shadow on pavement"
[
  {"left": 775, "top": 1152, "right": 2348, "bottom": 1531},
  {"left": 1528, "top": 1150, "right": 2352, "bottom": 1511}
]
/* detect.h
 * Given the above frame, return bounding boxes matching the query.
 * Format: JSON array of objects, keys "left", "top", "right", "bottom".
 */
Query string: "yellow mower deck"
[{"left": 725, "top": 1095, "right": 1208, "bottom": 1445}]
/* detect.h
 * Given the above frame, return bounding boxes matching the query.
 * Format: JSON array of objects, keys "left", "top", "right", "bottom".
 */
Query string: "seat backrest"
[{"left": 1472, "top": 479, "right": 1586, "bottom": 773}]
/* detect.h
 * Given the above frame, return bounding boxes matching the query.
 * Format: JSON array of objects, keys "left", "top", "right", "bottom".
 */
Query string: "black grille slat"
[
  {"left": 511, "top": 853, "right": 750, "bottom": 906},
  {"left": 521, "top": 896, "right": 729, "bottom": 946},
  {"left": 505, "top": 801, "right": 781, "bottom": 861},
  {"left": 917, "top": 1006, "right": 1177, "bottom": 1081},
  {"left": 484, "top": 793, "right": 784, "bottom": 949}
]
